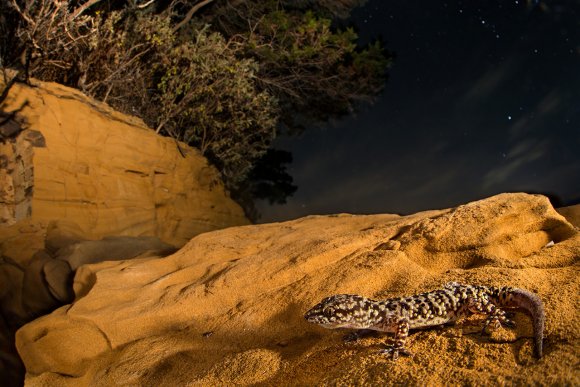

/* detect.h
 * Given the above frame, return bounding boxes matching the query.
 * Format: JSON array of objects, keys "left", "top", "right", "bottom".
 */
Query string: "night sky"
[{"left": 256, "top": 0, "right": 580, "bottom": 222}]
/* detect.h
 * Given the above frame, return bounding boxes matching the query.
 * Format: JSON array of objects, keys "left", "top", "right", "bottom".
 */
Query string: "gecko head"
[{"left": 304, "top": 294, "right": 370, "bottom": 329}]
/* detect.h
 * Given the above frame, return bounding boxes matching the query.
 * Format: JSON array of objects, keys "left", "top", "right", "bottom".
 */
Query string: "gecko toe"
[
  {"left": 378, "top": 347, "right": 398, "bottom": 360},
  {"left": 378, "top": 346, "right": 412, "bottom": 360}
]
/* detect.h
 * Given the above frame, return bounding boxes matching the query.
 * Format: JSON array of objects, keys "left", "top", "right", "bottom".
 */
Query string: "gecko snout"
[
  {"left": 303, "top": 308, "right": 321, "bottom": 323},
  {"left": 304, "top": 302, "right": 330, "bottom": 324}
]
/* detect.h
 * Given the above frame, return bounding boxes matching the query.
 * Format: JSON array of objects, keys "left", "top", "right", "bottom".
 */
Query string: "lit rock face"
[
  {"left": 0, "top": 80, "right": 248, "bottom": 248},
  {"left": 15, "top": 193, "right": 579, "bottom": 386},
  {"left": 0, "top": 79, "right": 248, "bottom": 385}
]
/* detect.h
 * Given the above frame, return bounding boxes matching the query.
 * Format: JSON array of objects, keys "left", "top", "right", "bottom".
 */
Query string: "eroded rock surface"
[
  {"left": 0, "top": 80, "right": 248, "bottom": 248},
  {"left": 16, "top": 193, "right": 580, "bottom": 385},
  {"left": 557, "top": 204, "right": 580, "bottom": 228},
  {"left": 1, "top": 78, "right": 248, "bottom": 386}
]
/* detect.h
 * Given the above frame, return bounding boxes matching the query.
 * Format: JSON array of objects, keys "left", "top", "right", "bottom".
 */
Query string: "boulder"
[
  {"left": 0, "top": 79, "right": 248, "bottom": 250},
  {"left": 15, "top": 193, "right": 579, "bottom": 385}
]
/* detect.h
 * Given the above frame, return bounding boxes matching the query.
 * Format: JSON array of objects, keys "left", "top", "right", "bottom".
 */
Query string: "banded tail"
[{"left": 498, "top": 287, "right": 545, "bottom": 358}]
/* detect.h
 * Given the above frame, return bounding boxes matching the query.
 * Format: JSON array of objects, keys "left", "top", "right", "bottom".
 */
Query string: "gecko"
[{"left": 304, "top": 282, "right": 545, "bottom": 360}]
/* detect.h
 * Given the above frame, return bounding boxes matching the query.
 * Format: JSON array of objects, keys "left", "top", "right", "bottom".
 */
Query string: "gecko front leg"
[{"left": 378, "top": 317, "right": 412, "bottom": 360}]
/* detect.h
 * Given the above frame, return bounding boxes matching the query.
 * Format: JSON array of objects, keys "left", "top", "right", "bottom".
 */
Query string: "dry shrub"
[{"left": 3, "top": 1, "right": 278, "bottom": 192}]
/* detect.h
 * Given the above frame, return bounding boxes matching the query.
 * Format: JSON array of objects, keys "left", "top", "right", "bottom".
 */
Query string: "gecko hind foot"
[{"left": 481, "top": 316, "right": 516, "bottom": 335}]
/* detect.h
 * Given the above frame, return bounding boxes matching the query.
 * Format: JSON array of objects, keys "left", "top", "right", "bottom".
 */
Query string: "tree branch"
[
  {"left": 172, "top": 0, "right": 216, "bottom": 32},
  {"left": 9, "top": 0, "right": 34, "bottom": 25},
  {"left": 69, "top": 0, "right": 103, "bottom": 21},
  {"left": 137, "top": 0, "right": 157, "bottom": 9}
]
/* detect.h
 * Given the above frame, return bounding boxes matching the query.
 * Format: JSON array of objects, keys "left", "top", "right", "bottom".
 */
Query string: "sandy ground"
[{"left": 15, "top": 193, "right": 580, "bottom": 385}]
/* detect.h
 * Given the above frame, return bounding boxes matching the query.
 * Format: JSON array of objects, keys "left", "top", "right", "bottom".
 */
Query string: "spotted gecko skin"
[{"left": 304, "top": 282, "right": 545, "bottom": 360}]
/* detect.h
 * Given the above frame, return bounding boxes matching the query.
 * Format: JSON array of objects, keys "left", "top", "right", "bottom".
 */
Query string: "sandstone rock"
[
  {"left": 0, "top": 220, "right": 46, "bottom": 269},
  {"left": 44, "top": 220, "right": 86, "bottom": 253},
  {"left": 557, "top": 204, "right": 580, "bottom": 228},
  {"left": 1, "top": 77, "right": 249, "bottom": 384},
  {"left": 0, "top": 122, "right": 34, "bottom": 227},
  {"left": 15, "top": 193, "right": 579, "bottom": 385},
  {"left": 0, "top": 80, "right": 248, "bottom": 250},
  {"left": 21, "top": 251, "right": 60, "bottom": 318},
  {"left": 42, "top": 258, "right": 73, "bottom": 303},
  {"left": 54, "top": 236, "right": 176, "bottom": 271},
  {"left": 3, "top": 234, "right": 177, "bottom": 325},
  {"left": 1, "top": 234, "right": 177, "bottom": 385}
]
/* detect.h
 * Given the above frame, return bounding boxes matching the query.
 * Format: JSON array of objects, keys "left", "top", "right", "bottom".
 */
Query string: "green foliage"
[
  {"left": 209, "top": 2, "right": 393, "bottom": 131},
  {"left": 1, "top": 3, "right": 278, "bottom": 191},
  {"left": 1, "top": 0, "right": 392, "bottom": 220},
  {"left": 154, "top": 26, "right": 278, "bottom": 185},
  {"left": 280, "top": 0, "right": 369, "bottom": 19}
]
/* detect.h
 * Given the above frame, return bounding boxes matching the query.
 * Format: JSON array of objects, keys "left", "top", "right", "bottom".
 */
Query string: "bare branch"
[
  {"left": 137, "top": 0, "right": 157, "bottom": 9},
  {"left": 9, "top": 0, "right": 35, "bottom": 25},
  {"left": 173, "top": 0, "right": 216, "bottom": 32},
  {"left": 69, "top": 0, "right": 103, "bottom": 21}
]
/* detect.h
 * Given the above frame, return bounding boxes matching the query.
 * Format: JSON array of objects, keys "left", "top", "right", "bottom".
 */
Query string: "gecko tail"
[{"left": 505, "top": 288, "right": 545, "bottom": 358}]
